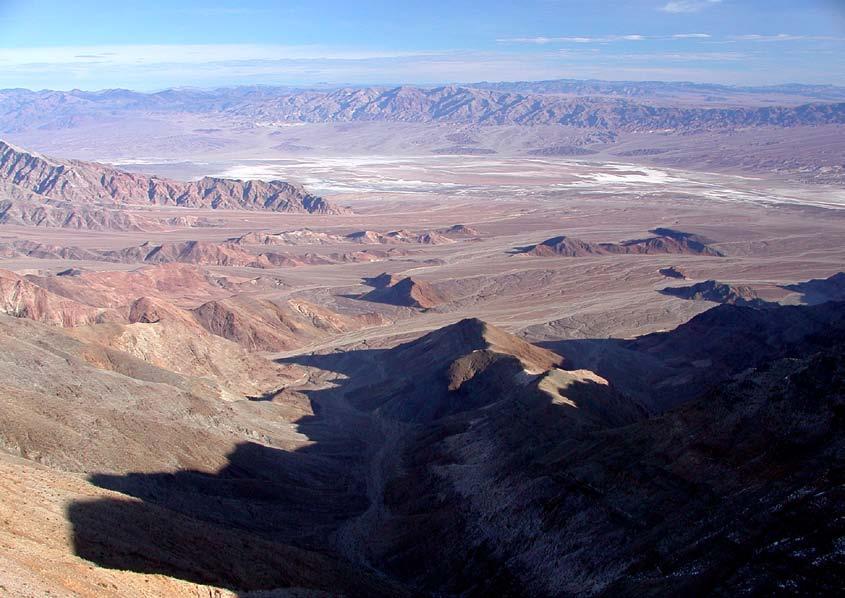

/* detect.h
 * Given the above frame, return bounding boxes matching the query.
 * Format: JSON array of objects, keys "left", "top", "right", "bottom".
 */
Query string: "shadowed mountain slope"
[
  {"left": 660, "top": 279, "right": 772, "bottom": 307},
  {"left": 375, "top": 343, "right": 845, "bottom": 595}
]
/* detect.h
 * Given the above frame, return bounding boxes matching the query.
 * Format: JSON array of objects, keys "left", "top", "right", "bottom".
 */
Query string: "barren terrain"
[{"left": 0, "top": 85, "right": 844, "bottom": 595}]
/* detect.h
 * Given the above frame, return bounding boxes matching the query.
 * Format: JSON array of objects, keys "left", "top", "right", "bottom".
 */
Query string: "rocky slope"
[
  {"left": 347, "top": 229, "right": 455, "bottom": 245},
  {"left": 192, "top": 295, "right": 388, "bottom": 352},
  {"left": 1, "top": 292, "right": 843, "bottom": 595},
  {"left": 229, "top": 228, "right": 346, "bottom": 246},
  {"left": 0, "top": 268, "right": 121, "bottom": 326},
  {"left": 0, "top": 264, "right": 388, "bottom": 356},
  {"left": 0, "top": 139, "right": 347, "bottom": 215},
  {"left": 0, "top": 313, "right": 405, "bottom": 596},
  {"left": 0, "top": 196, "right": 196, "bottom": 231},
  {"left": 375, "top": 340, "right": 845, "bottom": 595},
  {"left": 230, "top": 227, "right": 466, "bottom": 247}
]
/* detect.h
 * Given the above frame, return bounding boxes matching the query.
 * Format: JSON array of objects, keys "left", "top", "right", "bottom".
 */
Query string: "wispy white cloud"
[
  {"left": 660, "top": 0, "right": 722, "bottom": 14},
  {"left": 732, "top": 34, "right": 845, "bottom": 42},
  {"left": 0, "top": 41, "right": 840, "bottom": 90},
  {"left": 496, "top": 34, "right": 706, "bottom": 44},
  {"left": 613, "top": 51, "right": 746, "bottom": 62},
  {"left": 500, "top": 32, "right": 845, "bottom": 46}
]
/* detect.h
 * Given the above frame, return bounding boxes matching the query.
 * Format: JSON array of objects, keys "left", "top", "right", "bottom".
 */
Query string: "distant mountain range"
[
  {"left": 471, "top": 78, "right": 845, "bottom": 100},
  {"left": 2, "top": 81, "right": 844, "bottom": 134}
]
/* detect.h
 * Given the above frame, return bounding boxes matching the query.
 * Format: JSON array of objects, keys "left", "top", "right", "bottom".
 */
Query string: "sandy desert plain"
[
  {"left": 4, "top": 150, "right": 844, "bottom": 343},
  {"left": 1, "top": 105, "right": 844, "bottom": 596}
]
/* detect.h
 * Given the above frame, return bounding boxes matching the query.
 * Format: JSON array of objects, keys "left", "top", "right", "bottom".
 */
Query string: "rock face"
[
  {"left": 362, "top": 276, "right": 446, "bottom": 308},
  {"left": 0, "top": 139, "right": 348, "bottom": 220},
  {"left": 660, "top": 279, "right": 771, "bottom": 307},
  {"left": 524, "top": 229, "right": 724, "bottom": 257},
  {"left": 0, "top": 269, "right": 120, "bottom": 326}
]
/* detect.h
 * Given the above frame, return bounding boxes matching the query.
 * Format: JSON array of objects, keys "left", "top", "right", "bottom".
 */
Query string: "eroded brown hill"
[
  {"left": 362, "top": 276, "right": 447, "bottom": 309},
  {"left": 193, "top": 295, "right": 388, "bottom": 352},
  {"left": 524, "top": 229, "right": 724, "bottom": 257}
]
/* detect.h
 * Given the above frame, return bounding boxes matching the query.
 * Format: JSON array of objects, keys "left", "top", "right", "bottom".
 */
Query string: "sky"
[{"left": 0, "top": 0, "right": 843, "bottom": 90}]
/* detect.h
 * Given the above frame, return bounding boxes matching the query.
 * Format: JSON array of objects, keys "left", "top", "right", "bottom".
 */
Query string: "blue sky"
[{"left": 0, "top": 0, "right": 843, "bottom": 90}]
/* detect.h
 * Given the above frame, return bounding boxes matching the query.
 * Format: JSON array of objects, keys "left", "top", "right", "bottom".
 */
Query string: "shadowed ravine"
[
  {"left": 67, "top": 346, "right": 422, "bottom": 595},
  {"left": 65, "top": 306, "right": 845, "bottom": 596},
  {"left": 65, "top": 331, "right": 617, "bottom": 594}
]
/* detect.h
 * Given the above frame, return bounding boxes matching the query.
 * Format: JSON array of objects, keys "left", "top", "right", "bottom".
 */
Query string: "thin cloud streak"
[
  {"left": 732, "top": 34, "right": 845, "bottom": 42},
  {"left": 0, "top": 47, "right": 839, "bottom": 90},
  {"left": 497, "top": 35, "right": 646, "bottom": 44},
  {"left": 497, "top": 34, "right": 713, "bottom": 44},
  {"left": 499, "top": 32, "right": 845, "bottom": 45},
  {"left": 660, "top": 0, "right": 722, "bottom": 14}
]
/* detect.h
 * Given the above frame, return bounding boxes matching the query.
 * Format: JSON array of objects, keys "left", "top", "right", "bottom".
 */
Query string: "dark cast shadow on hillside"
[
  {"left": 66, "top": 343, "right": 415, "bottom": 595},
  {"left": 65, "top": 301, "right": 845, "bottom": 594}
]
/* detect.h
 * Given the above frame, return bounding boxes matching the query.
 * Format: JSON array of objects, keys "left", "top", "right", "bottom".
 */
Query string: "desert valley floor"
[
  {"left": 0, "top": 140, "right": 844, "bottom": 596},
  {"left": 3, "top": 155, "right": 844, "bottom": 343}
]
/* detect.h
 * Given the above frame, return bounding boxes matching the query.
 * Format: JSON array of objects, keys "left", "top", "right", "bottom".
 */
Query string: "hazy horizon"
[
  {"left": 4, "top": 76, "right": 845, "bottom": 95},
  {"left": 0, "top": 0, "right": 843, "bottom": 90}
]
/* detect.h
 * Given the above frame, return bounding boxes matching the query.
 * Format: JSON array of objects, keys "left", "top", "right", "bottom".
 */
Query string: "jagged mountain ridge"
[
  {"left": 223, "top": 85, "right": 845, "bottom": 130},
  {"left": 2, "top": 85, "right": 845, "bottom": 133},
  {"left": 0, "top": 139, "right": 346, "bottom": 214}
]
